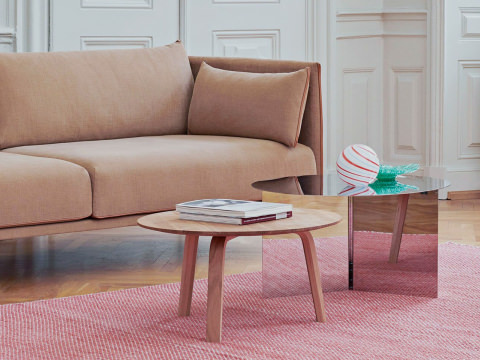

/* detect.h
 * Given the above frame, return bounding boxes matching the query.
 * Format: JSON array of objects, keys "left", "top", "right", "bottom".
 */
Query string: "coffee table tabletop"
[
  {"left": 137, "top": 208, "right": 342, "bottom": 237},
  {"left": 137, "top": 207, "right": 342, "bottom": 343}
]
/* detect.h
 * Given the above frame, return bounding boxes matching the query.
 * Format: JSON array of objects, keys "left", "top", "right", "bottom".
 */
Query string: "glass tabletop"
[{"left": 253, "top": 174, "right": 450, "bottom": 197}]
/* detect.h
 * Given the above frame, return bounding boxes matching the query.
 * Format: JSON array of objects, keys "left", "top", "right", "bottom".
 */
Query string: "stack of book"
[{"left": 176, "top": 199, "right": 293, "bottom": 225}]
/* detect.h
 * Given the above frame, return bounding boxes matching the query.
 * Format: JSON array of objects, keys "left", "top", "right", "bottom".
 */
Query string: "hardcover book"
[
  {"left": 176, "top": 199, "right": 292, "bottom": 218},
  {"left": 179, "top": 211, "right": 293, "bottom": 225}
]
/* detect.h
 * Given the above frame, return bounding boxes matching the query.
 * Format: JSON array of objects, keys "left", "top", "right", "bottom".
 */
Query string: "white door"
[
  {"left": 444, "top": 0, "right": 480, "bottom": 192},
  {"left": 50, "top": 0, "right": 179, "bottom": 51},
  {"left": 182, "top": 0, "right": 310, "bottom": 61}
]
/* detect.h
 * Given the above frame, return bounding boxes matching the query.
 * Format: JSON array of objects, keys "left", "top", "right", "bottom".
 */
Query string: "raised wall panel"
[
  {"left": 212, "top": 30, "right": 280, "bottom": 59},
  {"left": 184, "top": 1, "right": 306, "bottom": 60},
  {"left": 382, "top": 33, "right": 426, "bottom": 165},
  {"left": 458, "top": 62, "right": 480, "bottom": 159},
  {"left": 81, "top": 0, "right": 153, "bottom": 9},
  {"left": 0, "top": 40, "right": 13, "bottom": 53},
  {"left": 342, "top": 68, "right": 375, "bottom": 146},
  {"left": 393, "top": 69, "right": 424, "bottom": 153},
  {"left": 213, "top": 0, "right": 279, "bottom": 3},
  {"left": 80, "top": 37, "right": 153, "bottom": 51},
  {"left": 460, "top": 8, "right": 480, "bottom": 38}
]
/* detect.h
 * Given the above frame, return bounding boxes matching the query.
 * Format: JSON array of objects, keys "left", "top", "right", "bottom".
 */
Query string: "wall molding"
[
  {"left": 0, "top": 32, "right": 15, "bottom": 52},
  {"left": 305, "top": 0, "right": 315, "bottom": 61},
  {"left": 80, "top": 0, "right": 153, "bottom": 9},
  {"left": 13, "top": 0, "right": 50, "bottom": 52},
  {"left": 80, "top": 36, "right": 153, "bottom": 50},
  {"left": 337, "top": 33, "right": 426, "bottom": 40},
  {"left": 426, "top": 0, "right": 445, "bottom": 169},
  {"left": 457, "top": 60, "right": 480, "bottom": 160},
  {"left": 336, "top": 8, "right": 427, "bottom": 40},
  {"left": 212, "top": 0, "right": 279, "bottom": 3},
  {"left": 336, "top": 10, "right": 427, "bottom": 23},
  {"left": 390, "top": 67, "right": 425, "bottom": 157},
  {"left": 211, "top": 29, "right": 280, "bottom": 58},
  {"left": 460, "top": 7, "right": 480, "bottom": 38}
]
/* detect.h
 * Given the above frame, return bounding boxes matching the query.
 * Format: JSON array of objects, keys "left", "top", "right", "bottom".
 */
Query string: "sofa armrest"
[{"left": 189, "top": 56, "right": 323, "bottom": 195}]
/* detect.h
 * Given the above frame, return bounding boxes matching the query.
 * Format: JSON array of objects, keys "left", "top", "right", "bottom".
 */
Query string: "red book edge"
[{"left": 240, "top": 211, "right": 293, "bottom": 225}]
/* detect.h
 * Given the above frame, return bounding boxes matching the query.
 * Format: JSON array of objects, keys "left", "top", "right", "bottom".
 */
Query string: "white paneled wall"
[
  {"left": 0, "top": 0, "right": 477, "bottom": 194},
  {"left": 50, "top": 0, "right": 178, "bottom": 51},
  {"left": 444, "top": 0, "right": 480, "bottom": 193},
  {"left": 384, "top": 27, "right": 427, "bottom": 165},
  {"left": 330, "top": 4, "right": 428, "bottom": 173},
  {"left": 182, "top": 0, "right": 310, "bottom": 61}
]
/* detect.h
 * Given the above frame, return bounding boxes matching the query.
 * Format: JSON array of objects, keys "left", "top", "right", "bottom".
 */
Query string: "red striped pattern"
[
  {"left": 336, "top": 144, "right": 380, "bottom": 185},
  {"left": 338, "top": 185, "right": 376, "bottom": 196}
]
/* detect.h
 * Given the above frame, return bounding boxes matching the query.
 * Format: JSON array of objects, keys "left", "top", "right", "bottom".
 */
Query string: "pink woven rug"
[{"left": 1, "top": 239, "right": 480, "bottom": 359}]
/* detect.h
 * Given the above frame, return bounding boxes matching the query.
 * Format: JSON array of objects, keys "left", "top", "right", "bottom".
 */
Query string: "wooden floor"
[{"left": 0, "top": 199, "right": 478, "bottom": 304}]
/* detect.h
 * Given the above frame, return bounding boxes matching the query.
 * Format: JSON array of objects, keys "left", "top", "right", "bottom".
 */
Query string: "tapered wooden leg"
[
  {"left": 206, "top": 236, "right": 228, "bottom": 343},
  {"left": 178, "top": 235, "right": 199, "bottom": 316},
  {"left": 298, "top": 231, "right": 326, "bottom": 322},
  {"left": 389, "top": 194, "right": 410, "bottom": 264}
]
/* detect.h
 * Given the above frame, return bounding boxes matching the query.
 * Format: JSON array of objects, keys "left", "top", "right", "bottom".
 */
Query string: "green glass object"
[
  {"left": 376, "top": 163, "right": 420, "bottom": 183},
  {"left": 369, "top": 180, "right": 419, "bottom": 195}
]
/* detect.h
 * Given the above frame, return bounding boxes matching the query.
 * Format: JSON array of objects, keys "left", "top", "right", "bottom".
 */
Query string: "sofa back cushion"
[
  {"left": 0, "top": 41, "right": 193, "bottom": 149},
  {"left": 188, "top": 62, "right": 310, "bottom": 147}
]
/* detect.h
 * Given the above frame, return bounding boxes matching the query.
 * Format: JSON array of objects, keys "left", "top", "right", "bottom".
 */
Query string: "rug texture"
[{"left": 1, "top": 238, "right": 479, "bottom": 360}]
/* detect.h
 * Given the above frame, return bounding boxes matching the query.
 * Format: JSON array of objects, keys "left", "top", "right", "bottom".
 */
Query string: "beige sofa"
[{"left": 0, "top": 42, "right": 323, "bottom": 241}]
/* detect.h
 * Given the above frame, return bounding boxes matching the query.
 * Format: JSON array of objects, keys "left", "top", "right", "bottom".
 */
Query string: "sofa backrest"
[
  {"left": 0, "top": 41, "right": 193, "bottom": 150},
  {"left": 189, "top": 56, "right": 323, "bottom": 195}
]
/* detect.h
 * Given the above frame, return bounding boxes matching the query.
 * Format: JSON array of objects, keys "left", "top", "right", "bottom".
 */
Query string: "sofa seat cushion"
[
  {"left": 0, "top": 153, "right": 92, "bottom": 228},
  {"left": 5, "top": 135, "right": 316, "bottom": 219}
]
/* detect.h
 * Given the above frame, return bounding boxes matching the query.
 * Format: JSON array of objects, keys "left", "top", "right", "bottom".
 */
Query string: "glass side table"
[{"left": 253, "top": 174, "right": 450, "bottom": 298}]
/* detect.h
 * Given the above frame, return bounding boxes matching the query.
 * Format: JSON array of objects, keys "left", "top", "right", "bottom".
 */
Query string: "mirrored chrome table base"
[{"left": 262, "top": 190, "right": 439, "bottom": 298}]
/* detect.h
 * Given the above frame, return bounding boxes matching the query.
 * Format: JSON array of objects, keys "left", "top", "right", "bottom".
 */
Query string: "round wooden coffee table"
[{"left": 138, "top": 208, "right": 341, "bottom": 343}]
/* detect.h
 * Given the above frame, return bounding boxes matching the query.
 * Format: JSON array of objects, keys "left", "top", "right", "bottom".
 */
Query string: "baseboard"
[
  {"left": 448, "top": 190, "right": 480, "bottom": 200},
  {"left": 441, "top": 169, "right": 480, "bottom": 199}
]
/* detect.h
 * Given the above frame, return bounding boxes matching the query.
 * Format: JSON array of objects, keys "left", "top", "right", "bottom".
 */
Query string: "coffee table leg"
[
  {"left": 389, "top": 194, "right": 410, "bottom": 264},
  {"left": 206, "top": 236, "right": 228, "bottom": 343},
  {"left": 297, "top": 231, "right": 326, "bottom": 322},
  {"left": 178, "top": 234, "right": 199, "bottom": 316}
]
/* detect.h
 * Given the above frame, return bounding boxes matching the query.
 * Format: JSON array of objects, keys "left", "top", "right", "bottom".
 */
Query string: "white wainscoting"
[
  {"left": 330, "top": 6, "right": 428, "bottom": 173},
  {"left": 444, "top": 0, "right": 480, "bottom": 194},
  {"left": 181, "top": 0, "right": 311, "bottom": 61}
]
